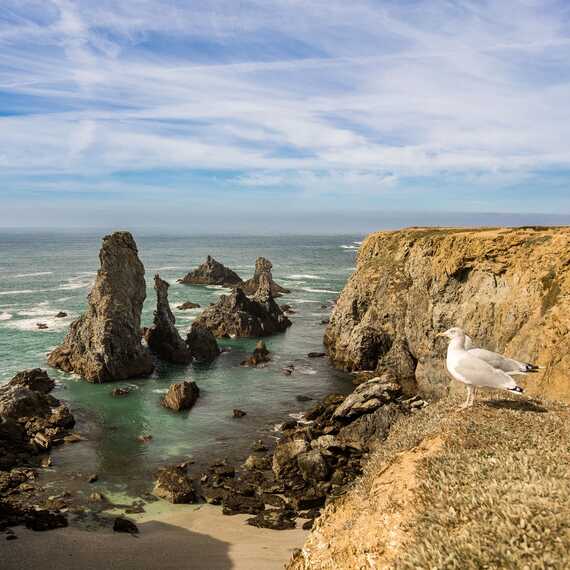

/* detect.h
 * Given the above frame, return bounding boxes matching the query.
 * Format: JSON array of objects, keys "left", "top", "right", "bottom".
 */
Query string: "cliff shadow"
[
  {"left": 2, "top": 519, "right": 234, "bottom": 570},
  {"left": 484, "top": 398, "right": 547, "bottom": 413}
]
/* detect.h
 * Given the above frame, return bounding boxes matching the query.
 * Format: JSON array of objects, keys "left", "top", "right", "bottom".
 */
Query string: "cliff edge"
[{"left": 325, "top": 227, "right": 570, "bottom": 402}]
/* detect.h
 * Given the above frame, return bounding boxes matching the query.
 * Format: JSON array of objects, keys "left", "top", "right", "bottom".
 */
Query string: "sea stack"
[
  {"left": 178, "top": 255, "right": 243, "bottom": 287},
  {"left": 193, "top": 276, "right": 292, "bottom": 338},
  {"left": 241, "top": 257, "right": 290, "bottom": 297},
  {"left": 145, "top": 274, "right": 193, "bottom": 364},
  {"left": 47, "top": 232, "right": 154, "bottom": 383},
  {"left": 185, "top": 323, "right": 220, "bottom": 363}
]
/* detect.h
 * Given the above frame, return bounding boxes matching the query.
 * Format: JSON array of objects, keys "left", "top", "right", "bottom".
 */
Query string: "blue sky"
[{"left": 1, "top": 0, "right": 569, "bottom": 231}]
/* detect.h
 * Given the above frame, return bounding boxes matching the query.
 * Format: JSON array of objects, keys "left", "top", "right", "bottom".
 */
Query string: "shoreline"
[{"left": 2, "top": 503, "right": 308, "bottom": 570}]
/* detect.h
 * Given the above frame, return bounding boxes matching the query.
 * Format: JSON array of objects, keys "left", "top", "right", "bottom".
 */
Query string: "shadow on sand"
[
  {"left": 2, "top": 520, "right": 233, "bottom": 570},
  {"left": 484, "top": 398, "right": 547, "bottom": 413}
]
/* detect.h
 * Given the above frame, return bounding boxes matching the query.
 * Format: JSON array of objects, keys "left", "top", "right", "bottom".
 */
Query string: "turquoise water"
[{"left": 0, "top": 232, "right": 360, "bottom": 497}]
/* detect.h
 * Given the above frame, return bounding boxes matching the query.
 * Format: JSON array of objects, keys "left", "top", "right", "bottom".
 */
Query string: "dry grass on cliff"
[
  {"left": 290, "top": 394, "right": 570, "bottom": 570},
  {"left": 395, "top": 397, "right": 570, "bottom": 570}
]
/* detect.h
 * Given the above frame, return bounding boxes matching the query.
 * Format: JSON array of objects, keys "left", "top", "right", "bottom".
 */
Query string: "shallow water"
[{"left": 0, "top": 232, "right": 361, "bottom": 498}]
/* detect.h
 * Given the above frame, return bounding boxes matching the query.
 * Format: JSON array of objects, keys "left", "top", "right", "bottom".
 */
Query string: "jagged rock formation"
[
  {"left": 185, "top": 323, "right": 220, "bottom": 363},
  {"left": 178, "top": 256, "right": 243, "bottom": 287},
  {"left": 161, "top": 381, "right": 200, "bottom": 412},
  {"left": 48, "top": 232, "right": 154, "bottom": 383},
  {"left": 145, "top": 274, "right": 192, "bottom": 364},
  {"left": 241, "top": 340, "right": 270, "bottom": 366},
  {"left": 193, "top": 279, "right": 292, "bottom": 338},
  {"left": 325, "top": 227, "right": 570, "bottom": 402},
  {"left": 240, "top": 257, "right": 290, "bottom": 297}
]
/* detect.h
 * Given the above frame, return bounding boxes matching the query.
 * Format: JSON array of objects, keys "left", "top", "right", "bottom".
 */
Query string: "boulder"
[
  {"left": 246, "top": 509, "right": 296, "bottom": 530},
  {"left": 241, "top": 340, "right": 270, "bottom": 366},
  {"left": 48, "top": 232, "right": 154, "bottom": 382},
  {"left": 145, "top": 274, "right": 192, "bottom": 364},
  {"left": 55, "top": 312, "right": 67, "bottom": 318},
  {"left": 233, "top": 409, "right": 247, "bottom": 418},
  {"left": 153, "top": 464, "right": 197, "bottom": 504},
  {"left": 272, "top": 433, "right": 310, "bottom": 480},
  {"left": 240, "top": 257, "right": 290, "bottom": 297},
  {"left": 193, "top": 284, "right": 291, "bottom": 338},
  {"left": 178, "top": 256, "right": 243, "bottom": 287},
  {"left": 297, "top": 450, "right": 329, "bottom": 482},
  {"left": 161, "top": 381, "right": 200, "bottom": 412},
  {"left": 113, "top": 517, "right": 139, "bottom": 534},
  {"left": 222, "top": 494, "right": 264, "bottom": 516},
  {"left": 332, "top": 375, "right": 401, "bottom": 421},
  {"left": 185, "top": 324, "right": 220, "bottom": 363}
]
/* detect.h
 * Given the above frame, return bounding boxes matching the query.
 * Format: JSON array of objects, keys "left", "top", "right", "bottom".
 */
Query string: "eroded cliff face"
[{"left": 325, "top": 227, "right": 570, "bottom": 402}]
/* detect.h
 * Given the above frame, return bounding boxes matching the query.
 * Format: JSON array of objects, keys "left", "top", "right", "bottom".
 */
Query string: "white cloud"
[{"left": 0, "top": 0, "right": 569, "bottom": 197}]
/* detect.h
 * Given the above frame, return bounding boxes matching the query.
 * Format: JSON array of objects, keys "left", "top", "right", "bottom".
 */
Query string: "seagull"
[
  {"left": 438, "top": 327, "right": 524, "bottom": 409},
  {"left": 464, "top": 335, "right": 540, "bottom": 375}
]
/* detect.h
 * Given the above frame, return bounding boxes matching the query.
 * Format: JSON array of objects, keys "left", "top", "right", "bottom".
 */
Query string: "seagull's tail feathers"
[
  {"left": 522, "top": 362, "right": 541, "bottom": 373},
  {"left": 507, "top": 386, "right": 524, "bottom": 395},
  {"left": 507, "top": 370, "right": 527, "bottom": 376}
]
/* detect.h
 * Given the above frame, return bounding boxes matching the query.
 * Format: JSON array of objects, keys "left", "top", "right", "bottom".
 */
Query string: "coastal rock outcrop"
[
  {"left": 145, "top": 274, "right": 192, "bottom": 364},
  {"left": 178, "top": 256, "right": 243, "bottom": 287},
  {"left": 240, "top": 257, "right": 290, "bottom": 297},
  {"left": 192, "top": 282, "right": 292, "bottom": 338},
  {"left": 185, "top": 323, "right": 220, "bottom": 363},
  {"left": 324, "top": 227, "right": 570, "bottom": 402},
  {"left": 48, "top": 232, "right": 154, "bottom": 383},
  {"left": 161, "top": 381, "right": 200, "bottom": 412},
  {"left": 0, "top": 369, "right": 76, "bottom": 531}
]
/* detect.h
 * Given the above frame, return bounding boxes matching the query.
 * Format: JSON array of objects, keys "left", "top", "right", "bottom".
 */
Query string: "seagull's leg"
[
  {"left": 460, "top": 385, "right": 473, "bottom": 410},
  {"left": 470, "top": 386, "right": 477, "bottom": 407}
]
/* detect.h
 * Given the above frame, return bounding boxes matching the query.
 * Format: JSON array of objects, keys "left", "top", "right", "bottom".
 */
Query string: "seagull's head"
[{"left": 437, "top": 327, "right": 466, "bottom": 340}]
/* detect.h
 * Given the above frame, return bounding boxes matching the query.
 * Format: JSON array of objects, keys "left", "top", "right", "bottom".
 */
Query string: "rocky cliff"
[
  {"left": 48, "top": 232, "right": 154, "bottom": 382},
  {"left": 325, "top": 227, "right": 570, "bottom": 402}
]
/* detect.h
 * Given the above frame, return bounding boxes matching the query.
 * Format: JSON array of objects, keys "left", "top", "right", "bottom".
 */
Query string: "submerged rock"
[
  {"left": 185, "top": 323, "right": 220, "bottom": 363},
  {"left": 178, "top": 256, "right": 243, "bottom": 287},
  {"left": 145, "top": 274, "right": 192, "bottom": 364},
  {"left": 161, "top": 381, "right": 200, "bottom": 412},
  {"left": 55, "top": 312, "right": 67, "bottom": 318},
  {"left": 178, "top": 301, "right": 200, "bottom": 310},
  {"left": 240, "top": 257, "right": 290, "bottom": 297},
  {"left": 193, "top": 283, "right": 291, "bottom": 338},
  {"left": 48, "top": 232, "right": 154, "bottom": 383}
]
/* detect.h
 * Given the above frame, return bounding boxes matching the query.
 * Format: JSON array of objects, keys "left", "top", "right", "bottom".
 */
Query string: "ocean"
[{"left": 0, "top": 231, "right": 361, "bottom": 499}]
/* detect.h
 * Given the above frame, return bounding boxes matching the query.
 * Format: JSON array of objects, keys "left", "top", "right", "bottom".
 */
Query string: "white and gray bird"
[
  {"left": 464, "top": 335, "right": 540, "bottom": 375},
  {"left": 438, "top": 327, "right": 524, "bottom": 409}
]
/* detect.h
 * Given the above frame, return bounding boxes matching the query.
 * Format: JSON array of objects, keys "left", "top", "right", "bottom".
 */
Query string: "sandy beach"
[{"left": 2, "top": 504, "right": 307, "bottom": 570}]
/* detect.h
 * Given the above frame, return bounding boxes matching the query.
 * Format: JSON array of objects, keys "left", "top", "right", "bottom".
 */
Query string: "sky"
[{"left": 1, "top": 0, "right": 570, "bottom": 232}]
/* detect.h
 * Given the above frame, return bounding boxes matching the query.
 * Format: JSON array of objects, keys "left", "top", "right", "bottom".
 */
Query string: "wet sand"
[{"left": 2, "top": 504, "right": 307, "bottom": 570}]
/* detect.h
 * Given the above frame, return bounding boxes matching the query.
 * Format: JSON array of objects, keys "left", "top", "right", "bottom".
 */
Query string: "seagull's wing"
[
  {"left": 454, "top": 351, "right": 520, "bottom": 391},
  {"left": 467, "top": 348, "right": 527, "bottom": 373}
]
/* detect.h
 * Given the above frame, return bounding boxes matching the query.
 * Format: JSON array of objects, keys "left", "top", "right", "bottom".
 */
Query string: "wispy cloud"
[{"left": 1, "top": 0, "right": 569, "bottom": 222}]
